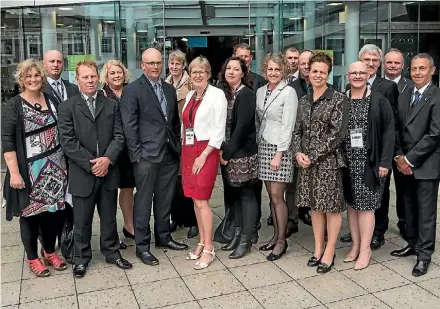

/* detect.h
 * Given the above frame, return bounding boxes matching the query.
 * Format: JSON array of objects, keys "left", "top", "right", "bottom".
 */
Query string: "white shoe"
[
  {"left": 186, "top": 243, "right": 204, "bottom": 260},
  {"left": 194, "top": 248, "right": 215, "bottom": 270}
]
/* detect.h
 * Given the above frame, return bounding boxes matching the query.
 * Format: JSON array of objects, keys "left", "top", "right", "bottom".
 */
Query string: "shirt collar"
[
  {"left": 307, "top": 86, "right": 335, "bottom": 103},
  {"left": 414, "top": 82, "right": 431, "bottom": 96},
  {"left": 367, "top": 74, "right": 377, "bottom": 86},
  {"left": 80, "top": 91, "right": 98, "bottom": 102},
  {"left": 47, "top": 76, "right": 63, "bottom": 85},
  {"left": 385, "top": 75, "right": 402, "bottom": 84},
  {"left": 144, "top": 74, "right": 162, "bottom": 87}
]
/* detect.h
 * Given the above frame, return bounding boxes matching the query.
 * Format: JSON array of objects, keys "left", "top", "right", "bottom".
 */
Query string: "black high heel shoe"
[
  {"left": 267, "top": 242, "right": 288, "bottom": 261},
  {"left": 123, "top": 227, "right": 135, "bottom": 239},
  {"left": 307, "top": 255, "right": 322, "bottom": 267},
  {"left": 317, "top": 254, "right": 336, "bottom": 274},
  {"left": 259, "top": 243, "right": 276, "bottom": 251}
]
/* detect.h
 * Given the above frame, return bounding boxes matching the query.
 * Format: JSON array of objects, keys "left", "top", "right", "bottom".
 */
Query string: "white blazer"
[
  {"left": 182, "top": 85, "right": 227, "bottom": 149},
  {"left": 255, "top": 80, "right": 298, "bottom": 152}
]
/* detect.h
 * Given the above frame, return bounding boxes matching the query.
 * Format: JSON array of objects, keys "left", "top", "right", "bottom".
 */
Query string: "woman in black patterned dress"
[
  {"left": 342, "top": 61, "right": 395, "bottom": 270},
  {"left": 217, "top": 56, "right": 259, "bottom": 259}
]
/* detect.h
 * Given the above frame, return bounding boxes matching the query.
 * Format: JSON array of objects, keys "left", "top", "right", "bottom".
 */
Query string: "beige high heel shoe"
[
  {"left": 186, "top": 243, "right": 204, "bottom": 260},
  {"left": 194, "top": 248, "right": 215, "bottom": 270}
]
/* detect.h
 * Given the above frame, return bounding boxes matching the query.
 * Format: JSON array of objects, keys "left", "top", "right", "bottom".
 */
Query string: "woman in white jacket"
[
  {"left": 256, "top": 52, "right": 298, "bottom": 261},
  {"left": 181, "top": 56, "right": 227, "bottom": 270}
]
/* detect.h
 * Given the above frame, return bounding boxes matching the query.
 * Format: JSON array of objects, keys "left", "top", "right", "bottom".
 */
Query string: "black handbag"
[{"left": 60, "top": 215, "right": 74, "bottom": 264}]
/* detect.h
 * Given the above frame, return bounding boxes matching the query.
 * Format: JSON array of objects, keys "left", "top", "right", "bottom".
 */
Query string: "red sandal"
[
  {"left": 26, "top": 258, "right": 50, "bottom": 277},
  {"left": 41, "top": 248, "right": 67, "bottom": 271}
]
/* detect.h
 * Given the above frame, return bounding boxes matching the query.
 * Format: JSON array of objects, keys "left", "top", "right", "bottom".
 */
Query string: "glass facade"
[{"left": 2, "top": 0, "right": 440, "bottom": 103}]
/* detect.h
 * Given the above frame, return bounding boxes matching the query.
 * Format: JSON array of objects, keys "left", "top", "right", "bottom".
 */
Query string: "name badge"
[
  {"left": 350, "top": 128, "right": 363, "bottom": 148},
  {"left": 185, "top": 128, "right": 195, "bottom": 146}
]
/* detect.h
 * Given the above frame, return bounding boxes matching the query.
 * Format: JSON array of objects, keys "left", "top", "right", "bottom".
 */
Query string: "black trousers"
[
  {"left": 393, "top": 163, "right": 406, "bottom": 232},
  {"left": 171, "top": 175, "right": 197, "bottom": 227},
  {"left": 374, "top": 172, "right": 391, "bottom": 236},
  {"left": 20, "top": 212, "right": 60, "bottom": 260},
  {"left": 72, "top": 179, "right": 121, "bottom": 265},
  {"left": 133, "top": 150, "right": 178, "bottom": 252},
  {"left": 223, "top": 181, "right": 258, "bottom": 235},
  {"left": 255, "top": 179, "right": 263, "bottom": 223},
  {"left": 402, "top": 176, "right": 439, "bottom": 261}
]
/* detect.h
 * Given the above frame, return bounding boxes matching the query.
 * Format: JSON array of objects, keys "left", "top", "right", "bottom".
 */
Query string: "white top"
[
  {"left": 47, "top": 76, "right": 67, "bottom": 101},
  {"left": 413, "top": 82, "right": 431, "bottom": 95},
  {"left": 385, "top": 74, "right": 402, "bottom": 85},
  {"left": 182, "top": 85, "right": 227, "bottom": 149},
  {"left": 255, "top": 80, "right": 298, "bottom": 152}
]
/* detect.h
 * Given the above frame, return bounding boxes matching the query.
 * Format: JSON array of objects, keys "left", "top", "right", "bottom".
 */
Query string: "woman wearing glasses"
[
  {"left": 181, "top": 56, "right": 227, "bottom": 269},
  {"left": 293, "top": 53, "right": 348, "bottom": 274},
  {"left": 256, "top": 52, "right": 298, "bottom": 261},
  {"left": 342, "top": 61, "right": 394, "bottom": 270}
]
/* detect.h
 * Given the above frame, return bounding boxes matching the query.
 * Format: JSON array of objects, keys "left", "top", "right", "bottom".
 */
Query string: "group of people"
[{"left": 2, "top": 42, "right": 439, "bottom": 279}]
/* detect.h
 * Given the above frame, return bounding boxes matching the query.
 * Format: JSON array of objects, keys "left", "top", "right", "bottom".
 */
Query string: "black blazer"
[
  {"left": 250, "top": 71, "right": 266, "bottom": 94},
  {"left": 1, "top": 93, "right": 59, "bottom": 220},
  {"left": 58, "top": 92, "right": 125, "bottom": 197},
  {"left": 396, "top": 76, "right": 414, "bottom": 94},
  {"left": 219, "top": 86, "right": 258, "bottom": 161},
  {"left": 120, "top": 74, "right": 180, "bottom": 164},
  {"left": 395, "top": 83, "right": 440, "bottom": 180},
  {"left": 43, "top": 78, "right": 79, "bottom": 104},
  {"left": 289, "top": 77, "right": 307, "bottom": 100}
]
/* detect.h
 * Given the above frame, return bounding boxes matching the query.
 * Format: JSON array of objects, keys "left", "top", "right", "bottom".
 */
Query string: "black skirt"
[{"left": 118, "top": 147, "right": 135, "bottom": 189}]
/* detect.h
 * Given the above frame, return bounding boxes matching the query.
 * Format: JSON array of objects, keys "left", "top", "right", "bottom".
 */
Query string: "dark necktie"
[
  {"left": 306, "top": 83, "right": 313, "bottom": 94},
  {"left": 411, "top": 91, "right": 421, "bottom": 108},
  {"left": 54, "top": 81, "right": 64, "bottom": 100},
  {"left": 154, "top": 83, "right": 167, "bottom": 117},
  {"left": 87, "top": 96, "right": 95, "bottom": 118}
]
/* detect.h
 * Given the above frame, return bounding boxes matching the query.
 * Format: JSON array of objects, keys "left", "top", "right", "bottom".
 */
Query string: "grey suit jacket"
[
  {"left": 43, "top": 78, "right": 79, "bottom": 104},
  {"left": 395, "top": 83, "right": 440, "bottom": 180},
  {"left": 120, "top": 74, "right": 181, "bottom": 163},
  {"left": 397, "top": 76, "right": 414, "bottom": 94}
]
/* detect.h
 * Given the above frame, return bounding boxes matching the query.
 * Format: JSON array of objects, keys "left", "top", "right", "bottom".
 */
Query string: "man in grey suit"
[
  {"left": 390, "top": 53, "right": 440, "bottom": 277},
  {"left": 384, "top": 48, "right": 415, "bottom": 239},
  {"left": 120, "top": 48, "right": 187, "bottom": 266}
]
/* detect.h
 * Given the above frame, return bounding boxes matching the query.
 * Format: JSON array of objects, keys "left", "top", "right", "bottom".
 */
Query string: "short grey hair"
[
  {"left": 168, "top": 49, "right": 187, "bottom": 67},
  {"left": 261, "top": 52, "right": 290, "bottom": 79},
  {"left": 412, "top": 53, "right": 434, "bottom": 67},
  {"left": 359, "top": 44, "right": 383, "bottom": 61}
]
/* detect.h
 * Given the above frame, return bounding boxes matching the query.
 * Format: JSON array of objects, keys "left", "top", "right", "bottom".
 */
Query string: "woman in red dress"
[{"left": 181, "top": 56, "right": 227, "bottom": 269}]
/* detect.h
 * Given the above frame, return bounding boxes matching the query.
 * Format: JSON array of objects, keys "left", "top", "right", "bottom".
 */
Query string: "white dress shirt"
[
  {"left": 367, "top": 75, "right": 377, "bottom": 88},
  {"left": 385, "top": 75, "right": 402, "bottom": 85},
  {"left": 47, "top": 76, "right": 67, "bottom": 101}
]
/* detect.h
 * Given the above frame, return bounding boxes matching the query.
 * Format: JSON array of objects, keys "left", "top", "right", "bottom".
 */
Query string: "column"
[
  {"left": 41, "top": 8, "right": 57, "bottom": 51},
  {"left": 87, "top": 5, "right": 102, "bottom": 63},
  {"left": 125, "top": 7, "right": 137, "bottom": 71},
  {"left": 303, "top": 1, "right": 315, "bottom": 50},
  {"left": 272, "top": 4, "right": 281, "bottom": 52},
  {"left": 344, "top": 3, "right": 360, "bottom": 71}
]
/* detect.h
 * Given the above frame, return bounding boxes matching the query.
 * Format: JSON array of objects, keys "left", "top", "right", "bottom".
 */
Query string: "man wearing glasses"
[
  {"left": 120, "top": 48, "right": 188, "bottom": 267},
  {"left": 341, "top": 44, "right": 399, "bottom": 250}
]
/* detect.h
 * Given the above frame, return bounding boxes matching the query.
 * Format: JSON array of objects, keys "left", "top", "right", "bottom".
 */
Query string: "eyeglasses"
[
  {"left": 190, "top": 70, "right": 207, "bottom": 76},
  {"left": 143, "top": 61, "right": 163, "bottom": 67},
  {"left": 348, "top": 71, "right": 368, "bottom": 77}
]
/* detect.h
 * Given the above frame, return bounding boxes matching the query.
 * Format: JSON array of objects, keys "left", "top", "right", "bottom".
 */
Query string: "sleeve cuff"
[{"left": 404, "top": 156, "right": 414, "bottom": 167}]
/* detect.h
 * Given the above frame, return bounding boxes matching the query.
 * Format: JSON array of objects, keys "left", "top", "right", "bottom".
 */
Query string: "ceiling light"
[
  {"left": 289, "top": 17, "right": 302, "bottom": 20},
  {"left": 56, "top": 23, "right": 64, "bottom": 27},
  {"left": 328, "top": 2, "right": 343, "bottom": 6},
  {"left": 104, "top": 20, "right": 115, "bottom": 24},
  {"left": 1, "top": 26, "right": 6, "bottom": 29},
  {"left": 58, "top": 7, "right": 74, "bottom": 11},
  {"left": 181, "top": 37, "right": 188, "bottom": 42},
  {"left": 137, "top": 30, "right": 148, "bottom": 33}
]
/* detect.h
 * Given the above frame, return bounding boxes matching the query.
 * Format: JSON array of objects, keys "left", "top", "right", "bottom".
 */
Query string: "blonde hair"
[
  {"left": 261, "top": 52, "right": 290, "bottom": 79},
  {"left": 75, "top": 60, "right": 98, "bottom": 77},
  {"left": 188, "top": 56, "right": 212, "bottom": 79},
  {"left": 168, "top": 50, "right": 187, "bottom": 67},
  {"left": 99, "top": 60, "right": 130, "bottom": 85},
  {"left": 13, "top": 59, "right": 45, "bottom": 92}
]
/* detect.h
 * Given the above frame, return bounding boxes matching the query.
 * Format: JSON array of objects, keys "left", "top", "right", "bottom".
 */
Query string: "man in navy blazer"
[{"left": 120, "top": 48, "right": 188, "bottom": 266}]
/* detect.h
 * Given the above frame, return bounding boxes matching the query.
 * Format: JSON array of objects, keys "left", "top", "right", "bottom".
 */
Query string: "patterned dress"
[
  {"left": 258, "top": 89, "right": 294, "bottom": 183},
  {"left": 21, "top": 99, "right": 67, "bottom": 217},
  {"left": 343, "top": 96, "right": 385, "bottom": 211}
]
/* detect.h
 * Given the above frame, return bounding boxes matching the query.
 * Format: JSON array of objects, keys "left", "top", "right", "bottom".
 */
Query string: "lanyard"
[
  {"left": 349, "top": 87, "right": 368, "bottom": 128},
  {"left": 188, "top": 85, "right": 209, "bottom": 127}
]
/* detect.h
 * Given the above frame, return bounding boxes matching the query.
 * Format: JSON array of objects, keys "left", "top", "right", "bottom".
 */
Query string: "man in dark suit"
[
  {"left": 58, "top": 60, "right": 132, "bottom": 278},
  {"left": 285, "top": 45, "right": 300, "bottom": 83},
  {"left": 390, "top": 53, "right": 440, "bottom": 277},
  {"left": 341, "top": 44, "right": 400, "bottom": 249},
  {"left": 42, "top": 50, "right": 79, "bottom": 104},
  {"left": 120, "top": 48, "right": 187, "bottom": 266},
  {"left": 384, "top": 48, "right": 415, "bottom": 238}
]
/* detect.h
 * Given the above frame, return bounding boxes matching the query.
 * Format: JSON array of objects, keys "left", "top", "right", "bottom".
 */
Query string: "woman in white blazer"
[
  {"left": 181, "top": 56, "right": 227, "bottom": 270},
  {"left": 256, "top": 52, "right": 298, "bottom": 261}
]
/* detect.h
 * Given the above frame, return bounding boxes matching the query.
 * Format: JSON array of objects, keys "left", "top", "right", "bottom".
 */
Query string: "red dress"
[{"left": 181, "top": 98, "right": 220, "bottom": 200}]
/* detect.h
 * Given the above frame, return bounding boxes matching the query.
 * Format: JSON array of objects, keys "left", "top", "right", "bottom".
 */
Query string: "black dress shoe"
[
  {"left": 123, "top": 227, "right": 135, "bottom": 239},
  {"left": 155, "top": 239, "right": 188, "bottom": 251},
  {"left": 299, "top": 210, "right": 312, "bottom": 226},
  {"left": 317, "top": 254, "right": 335, "bottom": 274},
  {"left": 307, "top": 255, "right": 322, "bottom": 267},
  {"left": 370, "top": 235, "right": 385, "bottom": 250},
  {"left": 187, "top": 225, "right": 199, "bottom": 239},
  {"left": 136, "top": 251, "right": 159, "bottom": 266},
  {"left": 390, "top": 245, "right": 416, "bottom": 257},
  {"left": 107, "top": 257, "right": 133, "bottom": 269},
  {"left": 340, "top": 233, "right": 352, "bottom": 243},
  {"left": 267, "top": 242, "right": 288, "bottom": 261},
  {"left": 73, "top": 264, "right": 88, "bottom": 278},
  {"left": 286, "top": 221, "right": 299, "bottom": 238},
  {"left": 267, "top": 214, "right": 274, "bottom": 226},
  {"left": 412, "top": 260, "right": 430, "bottom": 277}
]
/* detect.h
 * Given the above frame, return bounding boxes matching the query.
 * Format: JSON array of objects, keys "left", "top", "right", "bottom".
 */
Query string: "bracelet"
[{"left": 202, "top": 151, "right": 209, "bottom": 156}]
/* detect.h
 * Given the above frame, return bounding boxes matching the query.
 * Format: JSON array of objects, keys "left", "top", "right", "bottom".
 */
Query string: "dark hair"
[
  {"left": 218, "top": 56, "right": 252, "bottom": 100},
  {"left": 284, "top": 45, "right": 300, "bottom": 54},
  {"left": 309, "top": 52, "right": 333, "bottom": 74},
  {"left": 233, "top": 43, "right": 252, "bottom": 55}
]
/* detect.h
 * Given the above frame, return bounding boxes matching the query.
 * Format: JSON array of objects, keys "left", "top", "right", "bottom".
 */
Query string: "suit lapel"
[
  {"left": 397, "top": 77, "right": 406, "bottom": 93},
  {"left": 94, "top": 93, "right": 105, "bottom": 119},
  {"left": 63, "top": 80, "right": 76, "bottom": 99},
  {"left": 371, "top": 77, "right": 382, "bottom": 93},
  {"left": 406, "top": 84, "right": 433, "bottom": 125},
  {"left": 162, "top": 84, "right": 174, "bottom": 122},
  {"left": 76, "top": 94, "right": 95, "bottom": 122},
  {"left": 141, "top": 76, "right": 167, "bottom": 121},
  {"left": 44, "top": 80, "right": 62, "bottom": 104}
]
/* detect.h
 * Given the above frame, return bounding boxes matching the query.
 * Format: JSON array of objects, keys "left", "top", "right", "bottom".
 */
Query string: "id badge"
[
  {"left": 350, "top": 128, "right": 363, "bottom": 148},
  {"left": 185, "top": 128, "right": 195, "bottom": 146}
]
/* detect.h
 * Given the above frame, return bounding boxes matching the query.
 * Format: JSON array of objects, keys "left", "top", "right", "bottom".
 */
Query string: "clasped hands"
[
  {"left": 395, "top": 155, "right": 413, "bottom": 175},
  {"left": 296, "top": 152, "right": 311, "bottom": 169},
  {"left": 90, "top": 157, "right": 111, "bottom": 177}
]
